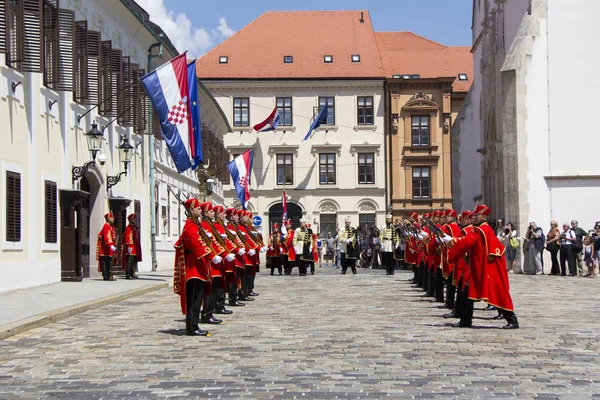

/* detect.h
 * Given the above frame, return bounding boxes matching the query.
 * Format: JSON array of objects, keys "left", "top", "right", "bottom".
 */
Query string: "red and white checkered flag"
[{"left": 167, "top": 96, "right": 188, "bottom": 126}]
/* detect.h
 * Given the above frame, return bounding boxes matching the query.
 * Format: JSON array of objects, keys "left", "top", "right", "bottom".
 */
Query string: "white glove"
[
  {"left": 225, "top": 253, "right": 235, "bottom": 262},
  {"left": 205, "top": 231, "right": 213, "bottom": 238},
  {"left": 269, "top": 246, "right": 274, "bottom": 251},
  {"left": 248, "top": 249, "right": 256, "bottom": 256},
  {"left": 220, "top": 233, "right": 227, "bottom": 238},
  {"left": 241, "top": 232, "right": 246, "bottom": 236},
  {"left": 229, "top": 229, "right": 237, "bottom": 235},
  {"left": 279, "top": 247, "right": 283, "bottom": 252},
  {"left": 238, "top": 248, "right": 246, "bottom": 256},
  {"left": 211, "top": 255, "right": 222, "bottom": 264},
  {"left": 127, "top": 247, "right": 132, "bottom": 254},
  {"left": 420, "top": 230, "right": 429, "bottom": 237},
  {"left": 417, "top": 234, "right": 424, "bottom": 240},
  {"left": 346, "top": 239, "right": 352, "bottom": 244},
  {"left": 260, "top": 246, "right": 267, "bottom": 253},
  {"left": 441, "top": 235, "right": 453, "bottom": 244},
  {"left": 110, "top": 246, "right": 117, "bottom": 252}
]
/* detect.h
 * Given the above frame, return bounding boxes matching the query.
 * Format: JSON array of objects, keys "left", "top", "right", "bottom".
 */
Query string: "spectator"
[
  {"left": 524, "top": 221, "right": 544, "bottom": 275},
  {"left": 371, "top": 228, "right": 382, "bottom": 269},
  {"left": 571, "top": 220, "right": 587, "bottom": 276},
  {"left": 316, "top": 233, "right": 323, "bottom": 267},
  {"left": 334, "top": 228, "right": 341, "bottom": 268},
  {"left": 496, "top": 218, "right": 505, "bottom": 239},
  {"left": 559, "top": 222, "right": 576, "bottom": 276},
  {"left": 503, "top": 222, "right": 518, "bottom": 274},
  {"left": 546, "top": 221, "right": 561, "bottom": 275},
  {"left": 584, "top": 235, "right": 595, "bottom": 278},
  {"left": 324, "top": 232, "right": 335, "bottom": 268},
  {"left": 592, "top": 225, "right": 600, "bottom": 276}
]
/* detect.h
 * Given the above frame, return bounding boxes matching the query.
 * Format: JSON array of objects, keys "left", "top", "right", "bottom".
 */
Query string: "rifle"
[
  {"left": 216, "top": 217, "right": 244, "bottom": 249},
  {"left": 169, "top": 188, "right": 218, "bottom": 258},
  {"left": 205, "top": 217, "right": 230, "bottom": 251},
  {"left": 244, "top": 220, "right": 266, "bottom": 247},
  {"left": 421, "top": 216, "right": 447, "bottom": 246}
]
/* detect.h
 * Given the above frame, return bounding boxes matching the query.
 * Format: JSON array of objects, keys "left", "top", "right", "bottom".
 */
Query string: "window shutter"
[
  {"left": 133, "top": 68, "right": 147, "bottom": 133},
  {"left": 118, "top": 56, "right": 135, "bottom": 126},
  {"left": 111, "top": 48, "right": 123, "bottom": 118},
  {"left": 20, "top": 0, "right": 44, "bottom": 72},
  {"left": 0, "top": 0, "right": 7, "bottom": 53},
  {"left": 152, "top": 106, "right": 162, "bottom": 141},
  {"left": 44, "top": 180, "right": 57, "bottom": 243},
  {"left": 6, "top": 0, "right": 24, "bottom": 69},
  {"left": 53, "top": 8, "right": 74, "bottom": 90},
  {"left": 73, "top": 20, "right": 87, "bottom": 102},
  {"left": 84, "top": 29, "right": 101, "bottom": 105},
  {"left": 134, "top": 199, "right": 141, "bottom": 236},
  {"left": 42, "top": 0, "right": 57, "bottom": 87},
  {"left": 99, "top": 40, "right": 113, "bottom": 116},
  {"left": 6, "top": 171, "right": 21, "bottom": 242}
]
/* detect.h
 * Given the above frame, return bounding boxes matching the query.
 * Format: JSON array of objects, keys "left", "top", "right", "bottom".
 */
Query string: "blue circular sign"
[{"left": 252, "top": 215, "right": 262, "bottom": 226}]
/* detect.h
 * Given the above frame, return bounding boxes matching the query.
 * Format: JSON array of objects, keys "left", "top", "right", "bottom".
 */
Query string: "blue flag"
[
  {"left": 187, "top": 61, "right": 203, "bottom": 168},
  {"left": 303, "top": 103, "right": 328, "bottom": 141}
]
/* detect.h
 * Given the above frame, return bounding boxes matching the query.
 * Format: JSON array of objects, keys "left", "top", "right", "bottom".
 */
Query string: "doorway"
[{"left": 268, "top": 202, "right": 302, "bottom": 232}]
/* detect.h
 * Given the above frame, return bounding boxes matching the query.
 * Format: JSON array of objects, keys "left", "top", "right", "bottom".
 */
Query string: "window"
[
  {"left": 319, "top": 153, "right": 336, "bottom": 185},
  {"left": 392, "top": 74, "right": 401, "bottom": 79},
  {"left": 219, "top": 56, "right": 228, "bottom": 63},
  {"left": 43, "top": 3, "right": 75, "bottom": 91},
  {"left": 411, "top": 115, "right": 430, "bottom": 146},
  {"left": 324, "top": 55, "right": 333, "bottom": 63},
  {"left": 458, "top": 73, "right": 468, "bottom": 81},
  {"left": 44, "top": 180, "right": 57, "bottom": 243},
  {"left": 412, "top": 167, "right": 431, "bottom": 199},
  {"left": 359, "top": 213, "right": 375, "bottom": 233},
  {"left": 318, "top": 97, "right": 335, "bottom": 125},
  {"left": 6, "top": 171, "right": 21, "bottom": 242},
  {"left": 357, "top": 96, "right": 374, "bottom": 125},
  {"left": 283, "top": 55, "right": 293, "bottom": 63},
  {"left": 351, "top": 54, "right": 360, "bottom": 62},
  {"left": 276, "top": 97, "right": 293, "bottom": 126},
  {"left": 233, "top": 97, "right": 249, "bottom": 127},
  {"left": 6, "top": 0, "right": 44, "bottom": 73},
  {"left": 320, "top": 214, "right": 337, "bottom": 236},
  {"left": 358, "top": 153, "right": 375, "bottom": 184},
  {"left": 411, "top": 74, "right": 421, "bottom": 79},
  {"left": 276, "top": 154, "right": 293, "bottom": 185},
  {"left": 167, "top": 186, "right": 171, "bottom": 237}
]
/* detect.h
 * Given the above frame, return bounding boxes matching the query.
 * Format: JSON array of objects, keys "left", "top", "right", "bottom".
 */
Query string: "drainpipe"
[{"left": 148, "top": 42, "right": 163, "bottom": 271}]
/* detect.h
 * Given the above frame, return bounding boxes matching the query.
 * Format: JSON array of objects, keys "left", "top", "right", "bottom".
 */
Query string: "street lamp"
[
  {"left": 72, "top": 122, "right": 104, "bottom": 184},
  {"left": 206, "top": 178, "right": 215, "bottom": 196},
  {"left": 107, "top": 135, "right": 134, "bottom": 191}
]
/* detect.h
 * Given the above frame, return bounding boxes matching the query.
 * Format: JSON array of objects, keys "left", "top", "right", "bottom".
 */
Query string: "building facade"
[
  {"left": 453, "top": 0, "right": 600, "bottom": 236},
  {"left": 0, "top": 0, "right": 228, "bottom": 293}
]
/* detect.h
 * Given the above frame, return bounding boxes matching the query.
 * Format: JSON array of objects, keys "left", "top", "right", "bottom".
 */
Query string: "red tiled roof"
[
  {"left": 196, "top": 11, "right": 473, "bottom": 92},
  {"left": 196, "top": 10, "right": 386, "bottom": 79},
  {"left": 375, "top": 32, "right": 473, "bottom": 92}
]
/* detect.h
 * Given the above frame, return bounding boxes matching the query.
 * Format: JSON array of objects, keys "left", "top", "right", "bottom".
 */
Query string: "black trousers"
[
  {"left": 125, "top": 255, "right": 137, "bottom": 278},
  {"left": 270, "top": 256, "right": 282, "bottom": 275},
  {"left": 460, "top": 298, "right": 518, "bottom": 326},
  {"left": 229, "top": 269, "right": 243, "bottom": 303},
  {"left": 426, "top": 266, "right": 435, "bottom": 297},
  {"left": 434, "top": 267, "right": 444, "bottom": 302},
  {"left": 100, "top": 256, "right": 112, "bottom": 280},
  {"left": 454, "top": 279, "right": 467, "bottom": 317},
  {"left": 298, "top": 259, "right": 310, "bottom": 275},
  {"left": 560, "top": 246, "right": 575, "bottom": 275},
  {"left": 213, "top": 277, "right": 226, "bottom": 312},
  {"left": 341, "top": 253, "right": 357, "bottom": 274},
  {"left": 382, "top": 252, "right": 395, "bottom": 274},
  {"left": 445, "top": 274, "right": 456, "bottom": 308},
  {"left": 186, "top": 279, "right": 205, "bottom": 333}
]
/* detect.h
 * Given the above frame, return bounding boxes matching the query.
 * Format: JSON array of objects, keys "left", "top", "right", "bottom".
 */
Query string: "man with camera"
[
  {"left": 571, "top": 220, "right": 588, "bottom": 276},
  {"left": 524, "top": 222, "right": 544, "bottom": 275}
]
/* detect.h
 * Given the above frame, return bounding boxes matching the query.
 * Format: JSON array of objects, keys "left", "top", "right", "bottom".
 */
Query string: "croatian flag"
[
  {"left": 253, "top": 107, "right": 281, "bottom": 132},
  {"left": 228, "top": 149, "right": 254, "bottom": 210},
  {"left": 140, "top": 53, "right": 200, "bottom": 173}
]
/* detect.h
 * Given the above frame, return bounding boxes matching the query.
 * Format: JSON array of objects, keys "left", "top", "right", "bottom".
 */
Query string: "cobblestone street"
[{"left": 2, "top": 268, "right": 600, "bottom": 399}]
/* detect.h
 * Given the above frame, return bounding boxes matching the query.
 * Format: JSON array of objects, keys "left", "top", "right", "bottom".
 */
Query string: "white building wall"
[{"left": 205, "top": 80, "right": 386, "bottom": 231}]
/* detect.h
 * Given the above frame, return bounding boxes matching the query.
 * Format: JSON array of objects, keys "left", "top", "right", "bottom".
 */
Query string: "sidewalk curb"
[{"left": 0, "top": 282, "right": 169, "bottom": 340}]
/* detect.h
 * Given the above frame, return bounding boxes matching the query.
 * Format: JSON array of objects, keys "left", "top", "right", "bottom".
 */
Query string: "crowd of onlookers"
[{"left": 493, "top": 219, "right": 600, "bottom": 277}]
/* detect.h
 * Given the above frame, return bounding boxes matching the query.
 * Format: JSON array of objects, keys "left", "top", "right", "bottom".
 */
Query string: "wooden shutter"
[
  {"left": 73, "top": 20, "right": 87, "bottom": 102},
  {"left": 42, "top": 0, "right": 57, "bottom": 86},
  {"left": 118, "top": 56, "right": 135, "bottom": 126},
  {"left": 133, "top": 68, "right": 147, "bottom": 133},
  {"left": 44, "top": 180, "right": 57, "bottom": 243},
  {"left": 110, "top": 48, "right": 123, "bottom": 118},
  {"left": 21, "top": 0, "right": 43, "bottom": 72},
  {"left": 99, "top": 40, "right": 113, "bottom": 116},
  {"left": 6, "top": 0, "right": 24, "bottom": 69},
  {"left": 85, "top": 30, "right": 101, "bottom": 105},
  {"left": 0, "top": 0, "right": 7, "bottom": 53},
  {"left": 53, "top": 8, "right": 74, "bottom": 90},
  {"left": 6, "top": 171, "right": 21, "bottom": 242}
]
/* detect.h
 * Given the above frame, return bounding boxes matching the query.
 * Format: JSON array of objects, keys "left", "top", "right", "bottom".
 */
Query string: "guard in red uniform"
[
  {"left": 239, "top": 211, "right": 262, "bottom": 297},
  {"left": 213, "top": 205, "right": 238, "bottom": 314},
  {"left": 405, "top": 212, "right": 422, "bottom": 284},
  {"left": 225, "top": 208, "right": 247, "bottom": 306},
  {"left": 268, "top": 223, "right": 283, "bottom": 275},
  {"left": 96, "top": 212, "right": 117, "bottom": 281},
  {"left": 121, "top": 213, "right": 142, "bottom": 279},
  {"left": 445, "top": 205, "right": 520, "bottom": 329},
  {"left": 282, "top": 219, "right": 296, "bottom": 275},
  {"left": 441, "top": 209, "right": 460, "bottom": 310},
  {"left": 173, "top": 198, "right": 222, "bottom": 336},
  {"left": 444, "top": 210, "right": 474, "bottom": 320}
]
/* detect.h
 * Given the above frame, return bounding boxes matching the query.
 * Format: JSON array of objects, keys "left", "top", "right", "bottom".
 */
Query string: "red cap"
[
  {"left": 410, "top": 212, "right": 418, "bottom": 219},
  {"left": 226, "top": 207, "right": 236, "bottom": 216},
  {"left": 447, "top": 209, "right": 457, "bottom": 218},
  {"left": 433, "top": 210, "right": 441, "bottom": 217},
  {"left": 247, "top": 212, "right": 253, "bottom": 218},
  {"left": 423, "top": 213, "right": 430, "bottom": 219},
  {"left": 474, "top": 204, "right": 491, "bottom": 216},
  {"left": 127, "top": 213, "right": 136, "bottom": 220},
  {"left": 213, "top": 205, "right": 224, "bottom": 214},
  {"left": 200, "top": 202, "right": 213, "bottom": 213},
  {"left": 104, "top": 212, "right": 114, "bottom": 219},
  {"left": 184, "top": 198, "right": 200, "bottom": 210},
  {"left": 273, "top": 222, "right": 280, "bottom": 229},
  {"left": 461, "top": 210, "right": 473, "bottom": 219},
  {"left": 285, "top": 219, "right": 292, "bottom": 226},
  {"left": 307, "top": 223, "right": 311, "bottom": 228}
]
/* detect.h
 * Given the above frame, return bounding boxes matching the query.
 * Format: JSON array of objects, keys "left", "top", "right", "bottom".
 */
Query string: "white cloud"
[{"left": 135, "top": 0, "right": 235, "bottom": 58}]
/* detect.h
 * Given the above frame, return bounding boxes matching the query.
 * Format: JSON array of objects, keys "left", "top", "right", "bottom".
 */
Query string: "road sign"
[{"left": 252, "top": 215, "right": 262, "bottom": 226}]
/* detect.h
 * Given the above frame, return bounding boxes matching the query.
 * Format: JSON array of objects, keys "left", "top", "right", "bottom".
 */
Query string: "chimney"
[{"left": 360, "top": 11, "right": 364, "bottom": 23}]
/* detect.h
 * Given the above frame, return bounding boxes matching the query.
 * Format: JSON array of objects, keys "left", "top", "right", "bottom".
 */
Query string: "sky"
[{"left": 134, "top": 0, "right": 474, "bottom": 58}]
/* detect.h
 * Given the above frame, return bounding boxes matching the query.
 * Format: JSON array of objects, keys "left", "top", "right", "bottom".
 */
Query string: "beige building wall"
[{"left": 203, "top": 79, "right": 386, "bottom": 231}]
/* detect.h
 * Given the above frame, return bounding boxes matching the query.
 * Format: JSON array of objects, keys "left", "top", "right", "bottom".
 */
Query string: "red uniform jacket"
[
  {"left": 201, "top": 220, "right": 226, "bottom": 278},
  {"left": 268, "top": 232, "right": 282, "bottom": 257},
  {"left": 173, "top": 219, "right": 213, "bottom": 315},
  {"left": 285, "top": 228, "right": 296, "bottom": 261},
  {"left": 447, "top": 222, "right": 514, "bottom": 311},
  {"left": 237, "top": 224, "right": 258, "bottom": 266},
  {"left": 227, "top": 223, "right": 246, "bottom": 269},
  {"left": 96, "top": 223, "right": 116, "bottom": 272},
  {"left": 441, "top": 222, "right": 461, "bottom": 278},
  {"left": 121, "top": 224, "right": 142, "bottom": 269},
  {"left": 214, "top": 221, "right": 238, "bottom": 276}
]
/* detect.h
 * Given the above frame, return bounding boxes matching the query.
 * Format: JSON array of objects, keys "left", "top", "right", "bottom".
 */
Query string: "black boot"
[{"left": 502, "top": 313, "right": 519, "bottom": 329}]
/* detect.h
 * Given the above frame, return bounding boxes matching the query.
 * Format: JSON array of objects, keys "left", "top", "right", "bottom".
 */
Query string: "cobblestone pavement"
[{"left": 2, "top": 267, "right": 600, "bottom": 399}]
